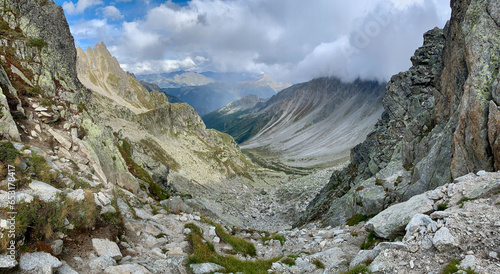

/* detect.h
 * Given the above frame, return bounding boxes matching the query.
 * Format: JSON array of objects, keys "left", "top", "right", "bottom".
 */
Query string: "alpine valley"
[{"left": 0, "top": 0, "right": 499, "bottom": 274}]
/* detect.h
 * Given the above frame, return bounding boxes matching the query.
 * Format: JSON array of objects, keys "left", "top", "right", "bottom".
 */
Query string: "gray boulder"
[
  {"left": 349, "top": 250, "right": 378, "bottom": 269},
  {"left": 368, "top": 250, "right": 395, "bottom": 273},
  {"left": 309, "top": 247, "right": 345, "bottom": 269},
  {"left": 365, "top": 193, "right": 434, "bottom": 239},
  {"left": 350, "top": 242, "right": 407, "bottom": 269},
  {"left": 89, "top": 255, "right": 116, "bottom": 272},
  {"left": 160, "top": 196, "right": 192, "bottom": 213},
  {"left": 190, "top": 263, "right": 225, "bottom": 274},
  {"left": 467, "top": 180, "right": 500, "bottom": 199},
  {"left": 460, "top": 255, "right": 476, "bottom": 271},
  {"left": 92, "top": 238, "right": 123, "bottom": 260},
  {"left": 28, "top": 180, "right": 62, "bottom": 202},
  {"left": 104, "top": 264, "right": 151, "bottom": 273},
  {"left": 57, "top": 261, "right": 79, "bottom": 274},
  {"left": 432, "top": 227, "right": 457, "bottom": 252},
  {"left": 0, "top": 255, "right": 17, "bottom": 269},
  {"left": 51, "top": 239, "right": 64, "bottom": 256},
  {"left": 405, "top": 213, "right": 436, "bottom": 234},
  {"left": 19, "top": 252, "right": 62, "bottom": 271},
  {"left": 67, "top": 189, "right": 85, "bottom": 202}
]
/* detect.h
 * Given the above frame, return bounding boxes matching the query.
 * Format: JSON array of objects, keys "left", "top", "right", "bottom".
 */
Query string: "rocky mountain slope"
[
  {"left": 163, "top": 74, "right": 288, "bottom": 115},
  {"left": 76, "top": 43, "right": 170, "bottom": 114},
  {"left": 202, "top": 94, "right": 267, "bottom": 134},
  {"left": 205, "top": 78, "right": 385, "bottom": 170},
  {"left": 76, "top": 42, "right": 265, "bottom": 187},
  {"left": 139, "top": 81, "right": 182, "bottom": 104},
  {"left": 298, "top": 0, "right": 500, "bottom": 230}
]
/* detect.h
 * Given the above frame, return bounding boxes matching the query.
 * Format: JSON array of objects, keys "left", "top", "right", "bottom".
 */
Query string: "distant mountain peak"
[
  {"left": 136, "top": 71, "right": 215, "bottom": 89},
  {"left": 76, "top": 42, "right": 168, "bottom": 113}
]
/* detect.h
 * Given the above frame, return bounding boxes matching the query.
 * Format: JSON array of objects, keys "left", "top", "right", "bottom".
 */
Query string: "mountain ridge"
[
  {"left": 162, "top": 74, "right": 290, "bottom": 115},
  {"left": 204, "top": 77, "right": 386, "bottom": 169},
  {"left": 76, "top": 42, "right": 268, "bottom": 187}
]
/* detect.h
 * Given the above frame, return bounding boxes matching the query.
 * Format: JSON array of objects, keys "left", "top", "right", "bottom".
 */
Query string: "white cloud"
[
  {"left": 62, "top": 0, "right": 103, "bottom": 15},
  {"left": 102, "top": 6, "right": 124, "bottom": 21},
  {"left": 70, "top": 0, "right": 451, "bottom": 83},
  {"left": 70, "top": 19, "right": 119, "bottom": 47},
  {"left": 120, "top": 57, "right": 206, "bottom": 74}
]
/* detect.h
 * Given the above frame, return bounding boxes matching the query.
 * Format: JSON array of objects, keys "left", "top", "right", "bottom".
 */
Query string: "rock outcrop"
[
  {"left": 76, "top": 42, "right": 265, "bottom": 187},
  {"left": 298, "top": 0, "right": 500, "bottom": 228}
]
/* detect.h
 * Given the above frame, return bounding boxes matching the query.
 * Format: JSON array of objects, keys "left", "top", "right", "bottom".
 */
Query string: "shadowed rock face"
[
  {"left": 3, "top": 0, "right": 82, "bottom": 93},
  {"left": 448, "top": 0, "right": 500, "bottom": 176},
  {"left": 298, "top": 0, "right": 500, "bottom": 228}
]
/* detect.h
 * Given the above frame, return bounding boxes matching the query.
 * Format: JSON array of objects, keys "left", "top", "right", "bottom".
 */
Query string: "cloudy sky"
[{"left": 54, "top": 0, "right": 451, "bottom": 83}]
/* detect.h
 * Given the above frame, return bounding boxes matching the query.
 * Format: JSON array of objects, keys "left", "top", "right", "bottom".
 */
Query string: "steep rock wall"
[{"left": 298, "top": 0, "right": 500, "bottom": 228}]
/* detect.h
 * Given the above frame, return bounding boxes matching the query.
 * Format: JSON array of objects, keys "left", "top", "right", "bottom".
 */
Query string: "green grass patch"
[
  {"left": 441, "top": 259, "right": 478, "bottom": 274},
  {"left": 1, "top": 192, "right": 98, "bottom": 251},
  {"left": 0, "top": 141, "right": 20, "bottom": 163},
  {"left": 437, "top": 204, "right": 448, "bottom": 211},
  {"left": 342, "top": 264, "right": 371, "bottom": 274},
  {"left": 25, "top": 86, "right": 42, "bottom": 96},
  {"left": 27, "top": 152, "right": 62, "bottom": 188},
  {"left": 312, "top": 259, "right": 325, "bottom": 269},
  {"left": 114, "top": 134, "right": 170, "bottom": 200},
  {"left": 360, "top": 232, "right": 381, "bottom": 250},
  {"left": 77, "top": 103, "right": 87, "bottom": 113},
  {"left": 282, "top": 257, "right": 295, "bottom": 266},
  {"left": 28, "top": 38, "right": 47, "bottom": 48},
  {"left": 184, "top": 223, "right": 203, "bottom": 235},
  {"left": 185, "top": 223, "right": 280, "bottom": 274},
  {"left": 261, "top": 234, "right": 286, "bottom": 245},
  {"left": 346, "top": 214, "right": 369, "bottom": 226},
  {"left": 40, "top": 98, "right": 51, "bottom": 107},
  {"left": 442, "top": 259, "right": 460, "bottom": 274},
  {"left": 214, "top": 223, "right": 256, "bottom": 256}
]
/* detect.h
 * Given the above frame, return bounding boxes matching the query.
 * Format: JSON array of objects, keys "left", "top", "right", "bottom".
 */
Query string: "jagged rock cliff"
[
  {"left": 298, "top": 0, "right": 500, "bottom": 228},
  {"left": 76, "top": 43, "right": 263, "bottom": 187},
  {"left": 77, "top": 42, "right": 169, "bottom": 113}
]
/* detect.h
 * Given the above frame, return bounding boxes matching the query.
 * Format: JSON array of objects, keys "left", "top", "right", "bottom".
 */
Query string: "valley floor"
[{"left": 183, "top": 168, "right": 337, "bottom": 232}]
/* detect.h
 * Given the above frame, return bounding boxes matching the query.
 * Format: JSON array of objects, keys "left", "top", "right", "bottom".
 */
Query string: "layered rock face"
[
  {"left": 298, "top": 0, "right": 500, "bottom": 228},
  {"left": 77, "top": 43, "right": 169, "bottom": 113},
  {"left": 76, "top": 43, "right": 260, "bottom": 186},
  {"left": 0, "top": 0, "right": 87, "bottom": 141}
]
